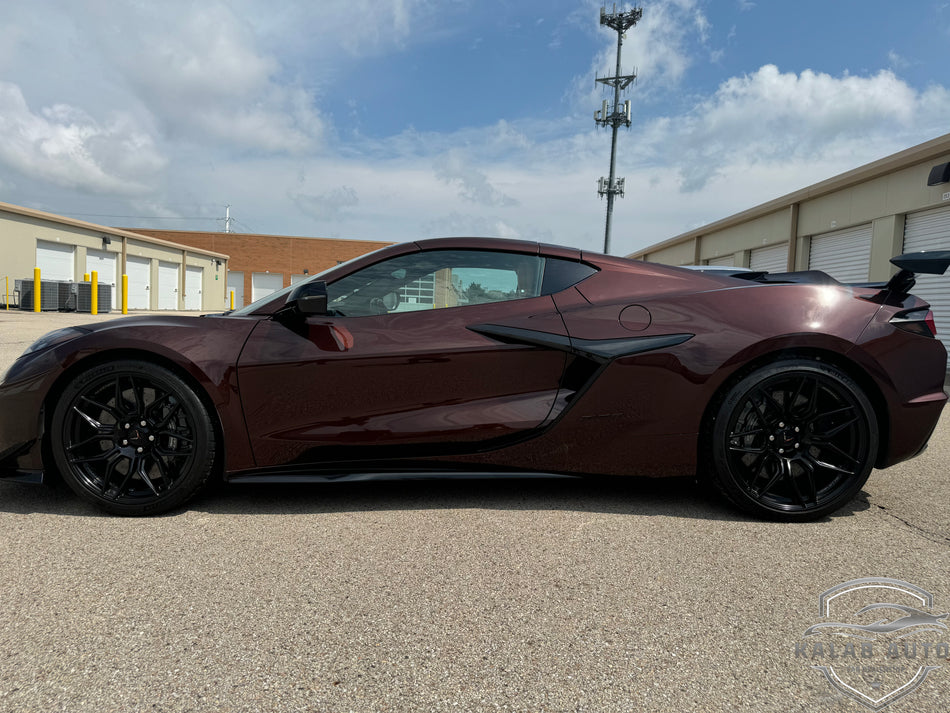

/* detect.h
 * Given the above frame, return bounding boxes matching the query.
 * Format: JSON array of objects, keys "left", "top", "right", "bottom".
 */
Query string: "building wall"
[
  {"left": 0, "top": 206, "right": 228, "bottom": 311},
  {"left": 632, "top": 134, "right": 950, "bottom": 283},
  {"left": 127, "top": 230, "right": 394, "bottom": 307}
]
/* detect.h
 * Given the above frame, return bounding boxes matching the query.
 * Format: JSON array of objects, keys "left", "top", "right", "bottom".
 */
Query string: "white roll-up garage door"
[
  {"left": 252, "top": 272, "right": 283, "bottom": 302},
  {"left": 184, "top": 266, "right": 202, "bottom": 310},
  {"left": 227, "top": 271, "right": 245, "bottom": 308},
  {"left": 706, "top": 254, "right": 734, "bottom": 267},
  {"left": 86, "top": 249, "right": 117, "bottom": 309},
  {"left": 36, "top": 240, "right": 75, "bottom": 281},
  {"left": 157, "top": 261, "right": 180, "bottom": 310},
  {"left": 903, "top": 204, "right": 950, "bottom": 360},
  {"left": 126, "top": 256, "right": 150, "bottom": 310},
  {"left": 750, "top": 243, "right": 788, "bottom": 273},
  {"left": 808, "top": 224, "right": 873, "bottom": 283}
]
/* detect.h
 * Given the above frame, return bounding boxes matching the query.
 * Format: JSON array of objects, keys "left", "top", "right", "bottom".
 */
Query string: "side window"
[
  {"left": 327, "top": 250, "right": 545, "bottom": 317},
  {"left": 540, "top": 259, "right": 598, "bottom": 295}
]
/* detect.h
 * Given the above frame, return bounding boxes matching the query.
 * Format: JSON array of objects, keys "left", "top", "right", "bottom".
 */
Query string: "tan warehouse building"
[
  {"left": 629, "top": 132, "right": 950, "bottom": 356},
  {"left": 0, "top": 202, "right": 230, "bottom": 311}
]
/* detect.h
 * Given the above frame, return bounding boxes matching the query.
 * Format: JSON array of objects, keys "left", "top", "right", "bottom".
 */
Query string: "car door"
[{"left": 236, "top": 248, "right": 573, "bottom": 468}]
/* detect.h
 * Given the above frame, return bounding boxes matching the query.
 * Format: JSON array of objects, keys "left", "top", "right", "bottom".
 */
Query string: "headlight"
[{"left": 21, "top": 327, "right": 90, "bottom": 357}]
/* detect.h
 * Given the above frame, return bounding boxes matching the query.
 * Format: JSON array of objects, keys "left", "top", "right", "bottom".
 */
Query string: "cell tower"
[{"left": 594, "top": 4, "right": 642, "bottom": 254}]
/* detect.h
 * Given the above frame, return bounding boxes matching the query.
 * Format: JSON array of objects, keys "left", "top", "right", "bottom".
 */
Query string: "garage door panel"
[
  {"left": 36, "top": 241, "right": 75, "bottom": 282},
  {"left": 86, "top": 249, "right": 117, "bottom": 309},
  {"left": 158, "top": 261, "right": 179, "bottom": 310},
  {"left": 904, "top": 205, "right": 950, "bottom": 362},
  {"left": 750, "top": 243, "right": 788, "bottom": 273},
  {"left": 184, "top": 266, "right": 202, "bottom": 310},
  {"left": 227, "top": 271, "right": 245, "bottom": 308},
  {"left": 126, "top": 256, "right": 150, "bottom": 310},
  {"left": 809, "top": 225, "right": 872, "bottom": 283},
  {"left": 252, "top": 273, "right": 283, "bottom": 302}
]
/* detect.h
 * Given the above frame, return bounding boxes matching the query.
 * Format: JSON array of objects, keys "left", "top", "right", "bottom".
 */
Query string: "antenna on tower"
[
  {"left": 225, "top": 204, "right": 232, "bottom": 233},
  {"left": 595, "top": 4, "right": 642, "bottom": 254}
]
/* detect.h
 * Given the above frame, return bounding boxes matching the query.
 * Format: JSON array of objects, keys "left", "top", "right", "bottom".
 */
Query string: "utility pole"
[{"left": 595, "top": 4, "right": 641, "bottom": 254}]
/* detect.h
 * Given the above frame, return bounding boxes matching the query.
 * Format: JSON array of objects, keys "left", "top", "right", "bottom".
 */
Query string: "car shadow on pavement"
[{"left": 0, "top": 474, "right": 871, "bottom": 522}]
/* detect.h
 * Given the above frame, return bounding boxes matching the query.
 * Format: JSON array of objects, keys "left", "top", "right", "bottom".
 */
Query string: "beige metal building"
[
  {"left": 0, "top": 201, "right": 229, "bottom": 311},
  {"left": 629, "top": 132, "right": 950, "bottom": 355}
]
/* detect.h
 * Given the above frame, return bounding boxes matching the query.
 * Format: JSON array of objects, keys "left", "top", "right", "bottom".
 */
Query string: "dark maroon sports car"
[{"left": 1, "top": 238, "right": 948, "bottom": 519}]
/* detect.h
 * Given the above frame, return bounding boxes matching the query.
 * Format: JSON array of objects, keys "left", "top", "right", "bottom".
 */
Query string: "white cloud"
[
  {"left": 434, "top": 150, "right": 520, "bottom": 207},
  {"left": 657, "top": 65, "right": 949, "bottom": 191},
  {"left": 103, "top": 4, "right": 322, "bottom": 153},
  {"left": 0, "top": 82, "right": 164, "bottom": 194}
]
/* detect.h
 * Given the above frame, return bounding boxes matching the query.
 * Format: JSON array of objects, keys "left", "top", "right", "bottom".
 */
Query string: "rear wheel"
[
  {"left": 50, "top": 360, "right": 216, "bottom": 515},
  {"left": 710, "top": 359, "right": 877, "bottom": 521}
]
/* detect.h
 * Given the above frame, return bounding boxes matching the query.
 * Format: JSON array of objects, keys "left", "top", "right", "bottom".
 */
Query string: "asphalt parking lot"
[{"left": 0, "top": 309, "right": 948, "bottom": 712}]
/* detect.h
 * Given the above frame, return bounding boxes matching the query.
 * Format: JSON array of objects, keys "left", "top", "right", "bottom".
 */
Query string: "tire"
[
  {"left": 709, "top": 359, "right": 878, "bottom": 521},
  {"left": 50, "top": 360, "right": 216, "bottom": 516}
]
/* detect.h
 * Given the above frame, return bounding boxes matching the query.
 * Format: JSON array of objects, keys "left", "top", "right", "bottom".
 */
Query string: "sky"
[{"left": 1, "top": 0, "right": 949, "bottom": 257}]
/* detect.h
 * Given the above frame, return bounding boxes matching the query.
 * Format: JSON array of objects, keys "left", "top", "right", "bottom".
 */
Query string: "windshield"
[{"left": 227, "top": 247, "right": 390, "bottom": 316}]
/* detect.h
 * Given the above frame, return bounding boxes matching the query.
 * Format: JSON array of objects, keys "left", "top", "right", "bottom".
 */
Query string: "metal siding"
[
  {"left": 750, "top": 243, "right": 788, "bottom": 273},
  {"left": 35, "top": 240, "right": 75, "bottom": 282},
  {"left": 808, "top": 225, "right": 872, "bottom": 283},
  {"left": 903, "top": 205, "right": 950, "bottom": 360}
]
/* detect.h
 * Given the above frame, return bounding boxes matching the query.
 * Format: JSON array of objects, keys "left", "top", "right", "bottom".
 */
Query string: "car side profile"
[{"left": 1, "top": 237, "right": 947, "bottom": 520}]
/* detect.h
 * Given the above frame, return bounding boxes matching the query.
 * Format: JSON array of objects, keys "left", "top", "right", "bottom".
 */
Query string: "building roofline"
[
  {"left": 0, "top": 200, "right": 230, "bottom": 260},
  {"left": 628, "top": 131, "right": 950, "bottom": 259},
  {"left": 125, "top": 227, "right": 394, "bottom": 247}
]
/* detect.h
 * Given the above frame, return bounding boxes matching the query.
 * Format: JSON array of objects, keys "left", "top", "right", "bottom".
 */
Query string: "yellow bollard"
[
  {"left": 83, "top": 273, "right": 90, "bottom": 282},
  {"left": 230, "top": 289, "right": 234, "bottom": 310},
  {"left": 33, "top": 267, "right": 41, "bottom": 312},
  {"left": 122, "top": 274, "right": 128, "bottom": 314},
  {"left": 91, "top": 270, "right": 98, "bottom": 315}
]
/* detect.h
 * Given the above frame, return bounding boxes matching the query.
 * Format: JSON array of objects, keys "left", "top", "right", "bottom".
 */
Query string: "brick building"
[{"left": 127, "top": 230, "right": 392, "bottom": 308}]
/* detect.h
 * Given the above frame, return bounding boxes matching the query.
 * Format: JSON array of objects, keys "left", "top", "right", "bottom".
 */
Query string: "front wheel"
[
  {"left": 50, "top": 360, "right": 217, "bottom": 515},
  {"left": 709, "top": 359, "right": 878, "bottom": 521}
]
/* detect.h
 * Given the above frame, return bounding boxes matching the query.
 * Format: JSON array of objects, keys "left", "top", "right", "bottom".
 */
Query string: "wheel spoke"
[
  {"left": 77, "top": 394, "right": 121, "bottom": 423},
  {"left": 68, "top": 446, "right": 120, "bottom": 466},
  {"left": 753, "top": 456, "right": 783, "bottom": 495},
  {"left": 129, "top": 376, "right": 145, "bottom": 416},
  {"left": 730, "top": 426, "right": 765, "bottom": 439},
  {"left": 813, "top": 440, "right": 861, "bottom": 465},
  {"left": 153, "top": 403, "right": 182, "bottom": 431},
  {"left": 72, "top": 406, "right": 106, "bottom": 431},
  {"left": 66, "top": 433, "right": 114, "bottom": 452},
  {"left": 811, "top": 415, "right": 858, "bottom": 440},
  {"left": 783, "top": 458, "right": 807, "bottom": 507},
  {"left": 728, "top": 444, "right": 766, "bottom": 454},
  {"left": 798, "top": 457, "right": 818, "bottom": 504},
  {"left": 134, "top": 457, "right": 161, "bottom": 496},
  {"left": 806, "top": 454, "right": 855, "bottom": 476}
]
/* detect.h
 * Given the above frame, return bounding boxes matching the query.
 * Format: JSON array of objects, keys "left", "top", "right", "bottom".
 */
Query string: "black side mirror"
[{"left": 284, "top": 280, "right": 328, "bottom": 316}]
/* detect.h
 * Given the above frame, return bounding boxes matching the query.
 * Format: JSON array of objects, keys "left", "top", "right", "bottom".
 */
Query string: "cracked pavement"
[{"left": 1, "top": 310, "right": 948, "bottom": 712}]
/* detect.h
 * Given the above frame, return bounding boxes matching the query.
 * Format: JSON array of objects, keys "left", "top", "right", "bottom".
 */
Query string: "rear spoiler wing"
[{"left": 884, "top": 250, "right": 950, "bottom": 295}]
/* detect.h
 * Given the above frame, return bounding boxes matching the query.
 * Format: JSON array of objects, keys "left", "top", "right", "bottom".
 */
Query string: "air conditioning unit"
[{"left": 16, "top": 279, "right": 72, "bottom": 311}]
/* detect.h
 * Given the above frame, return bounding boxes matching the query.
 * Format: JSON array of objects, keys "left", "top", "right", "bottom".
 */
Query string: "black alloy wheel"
[
  {"left": 710, "top": 359, "right": 878, "bottom": 521},
  {"left": 51, "top": 360, "right": 216, "bottom": 515}
]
